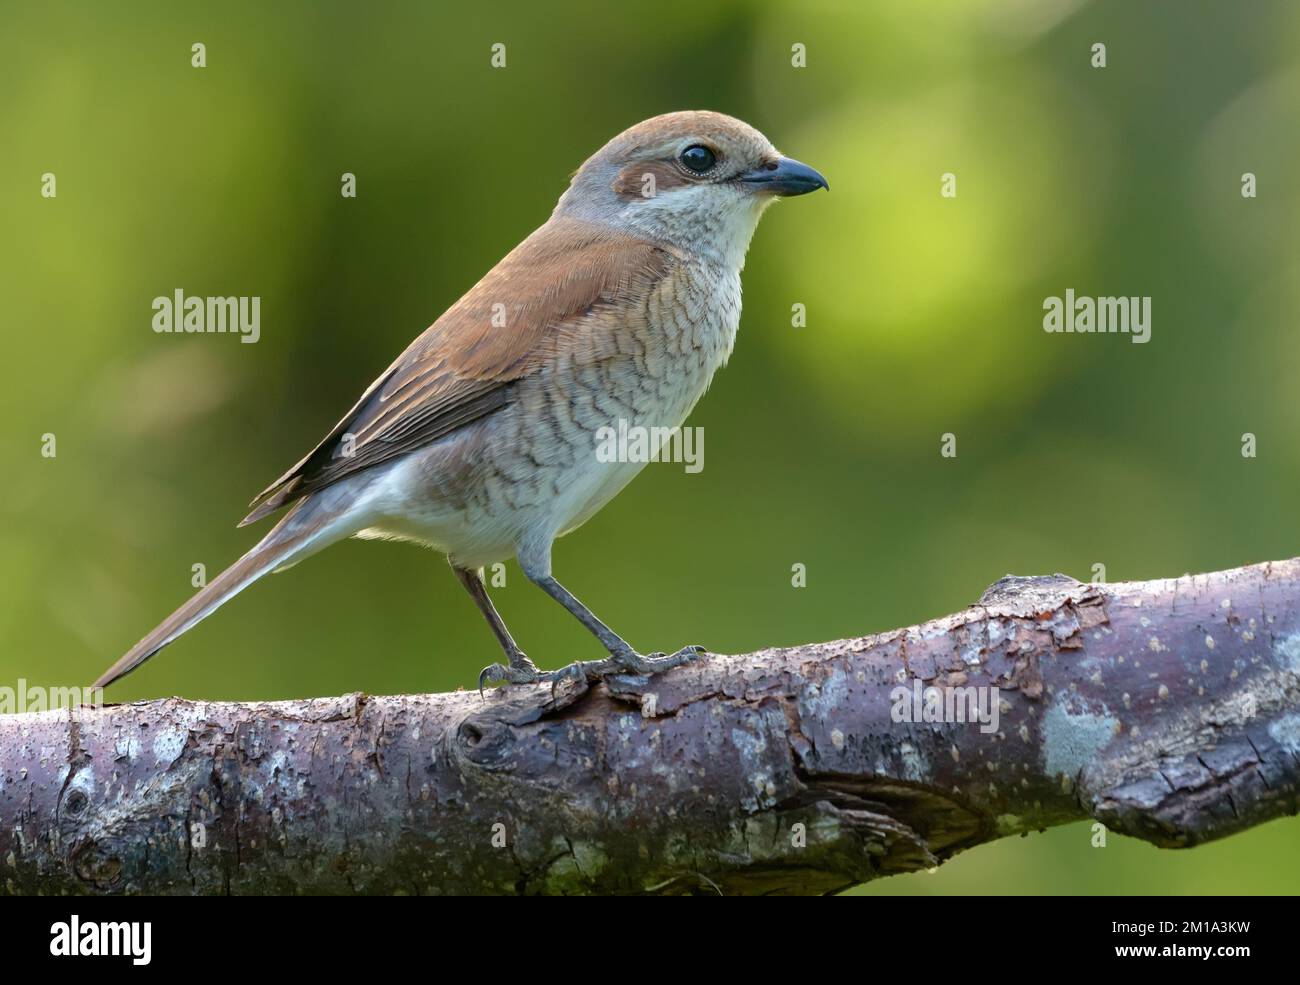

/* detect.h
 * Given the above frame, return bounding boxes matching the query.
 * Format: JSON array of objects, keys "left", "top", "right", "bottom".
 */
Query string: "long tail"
[{"left": 93, "top": 496, "right": 356, "bottom": 690}]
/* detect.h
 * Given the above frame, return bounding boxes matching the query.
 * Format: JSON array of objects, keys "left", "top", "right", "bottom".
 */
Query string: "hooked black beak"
[{"left": 739, "top": 156, "right": 829, "bottom": 197}]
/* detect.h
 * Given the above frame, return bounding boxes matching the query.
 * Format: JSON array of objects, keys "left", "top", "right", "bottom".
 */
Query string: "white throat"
[{"left": 620, "top": 185, "right": 772, "bottom": 270}]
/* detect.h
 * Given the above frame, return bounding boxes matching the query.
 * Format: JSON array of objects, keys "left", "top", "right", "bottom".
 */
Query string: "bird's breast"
[
  {"left": 494, "top": 258, "right": 739, "bottom": 514},
  {"left": 374, "top": 257, "right": 744, "bottom": 565},
  {"left": 578, "top": 257, "right": 742, "bottom": 444},
  {"left": 528, "top": 258, "right": 741, "bottom": 530}
]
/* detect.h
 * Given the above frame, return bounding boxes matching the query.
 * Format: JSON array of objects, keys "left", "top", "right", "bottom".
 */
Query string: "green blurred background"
[{"left": 3, "top": 0, "right": 1298, "bottom": 893}]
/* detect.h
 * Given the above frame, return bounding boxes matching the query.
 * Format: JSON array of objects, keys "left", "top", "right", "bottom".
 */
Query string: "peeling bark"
[{"left": 3, "top": 558, "right": 1299, "bottom": 895}]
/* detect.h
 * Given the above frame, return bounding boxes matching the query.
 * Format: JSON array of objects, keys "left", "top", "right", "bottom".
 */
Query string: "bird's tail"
[{"left": 93, "top": 495, "right": 356, "bottom": 691}]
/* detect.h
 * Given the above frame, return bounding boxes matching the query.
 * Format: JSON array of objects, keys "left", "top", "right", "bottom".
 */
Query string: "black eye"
[{"left": 679, "top": 144, "right": 716, "bottom": 174}]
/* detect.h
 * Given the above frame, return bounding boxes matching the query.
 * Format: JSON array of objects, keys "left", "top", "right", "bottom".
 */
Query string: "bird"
[{"left": 92, "top": 110, "right": 828, "bottom": 693}]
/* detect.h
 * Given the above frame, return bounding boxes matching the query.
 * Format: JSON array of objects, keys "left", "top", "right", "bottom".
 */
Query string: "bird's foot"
[
  {"left": 608, "top": 644, "right": 707, "bottom": 677},
  {"left": 477, "top": 645, "right": 706, "bottom": 696},
  {"left": 477, "top": 652, "right": 546, "bottom": 696},
  {"left": 477, "top": 651, "right": 593, "bottom": 697}
]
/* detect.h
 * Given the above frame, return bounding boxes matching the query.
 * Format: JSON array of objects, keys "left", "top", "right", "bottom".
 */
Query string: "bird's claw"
[
  {"left": 477, "top": 645, "right": 707, "bottom": 697},
  {"left": 477, "top": 653, "right": 588, "bottom": 698},
  {"left": 477, "top": 653, "right": 545, "bottom": 697},
  {"left": 611, "top": 644, "right": 706, "bottom": 676},
  {"left": 538, "top": 659, "right": 590, "bottom": 699}
]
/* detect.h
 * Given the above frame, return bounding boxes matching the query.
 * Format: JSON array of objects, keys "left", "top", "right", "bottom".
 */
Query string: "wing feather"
[{"left": 240, "top": 219, "right": 675, "bottom": 526}]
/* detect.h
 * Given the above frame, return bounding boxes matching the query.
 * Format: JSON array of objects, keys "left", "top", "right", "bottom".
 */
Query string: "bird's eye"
[{"left": 679, "top": 145, "right": 716, "bottom": 174}]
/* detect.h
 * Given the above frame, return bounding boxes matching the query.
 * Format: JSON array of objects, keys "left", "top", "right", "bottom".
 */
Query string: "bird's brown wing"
[{"left": 239, "top": 220, "right": 676, "bottom": 526}]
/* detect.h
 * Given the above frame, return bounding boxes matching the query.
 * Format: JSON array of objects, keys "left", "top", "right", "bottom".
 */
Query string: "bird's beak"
[{"left": 739, "top": 156, "right": 829, "bottom": 197}]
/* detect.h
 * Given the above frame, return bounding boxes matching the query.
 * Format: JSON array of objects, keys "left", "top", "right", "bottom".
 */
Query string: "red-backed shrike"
[{"left": 94, "top": 110, "right": 827, "bottom": 692}]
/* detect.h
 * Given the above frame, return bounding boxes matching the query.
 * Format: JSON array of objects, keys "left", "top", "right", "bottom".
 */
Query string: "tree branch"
[{"left": 5, "top": 557, "right": 1300, "bottom": 895}]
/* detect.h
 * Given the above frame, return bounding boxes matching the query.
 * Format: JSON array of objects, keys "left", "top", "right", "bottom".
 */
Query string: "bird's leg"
[
  {"left": 451, "top": 563, "right": 545, "bottom": 693},
  {"left": 519, "top": 547, "right": 705, "bottom": 678}
]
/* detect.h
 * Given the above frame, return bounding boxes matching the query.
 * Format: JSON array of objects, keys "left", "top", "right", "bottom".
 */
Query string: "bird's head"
[{"left": 554, "top": 110, "right": 828, "bottom": 267}]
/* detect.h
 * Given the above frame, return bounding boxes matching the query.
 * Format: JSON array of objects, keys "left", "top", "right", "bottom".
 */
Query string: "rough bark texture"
[{"left": 4, "top": 558, "right": 1299, "bottom": 895}]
